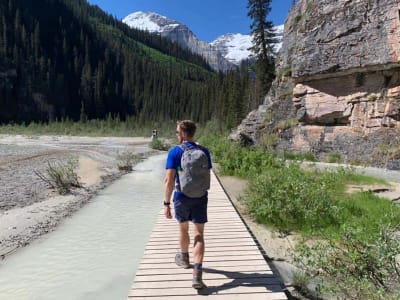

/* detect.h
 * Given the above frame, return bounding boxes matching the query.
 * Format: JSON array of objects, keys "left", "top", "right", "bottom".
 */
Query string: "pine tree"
[
  {"left": 247, "top": 0, "right": 276, "bottom": 95},
  {"left": 0, "top": 15, "right": 7, "bottom": 58},
  {"left": 33, "top": 22, "right": 40, "bottom": 60}
]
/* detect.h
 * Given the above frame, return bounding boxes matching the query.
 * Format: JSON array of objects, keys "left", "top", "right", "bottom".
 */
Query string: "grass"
[
  {"left": 327, "top": 152, "right": 341, "bottom": 163},
  {"left": 337, "top": 192, "right": 400, "bottom": 239},
  {"left": 281, "top": 151, "right": 316, "bottom": 162},
  {"left": 0, "top": 116, "right": 177, "bottom": 138}
]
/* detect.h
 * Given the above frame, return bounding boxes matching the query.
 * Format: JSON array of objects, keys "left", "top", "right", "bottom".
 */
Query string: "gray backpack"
[{"left": 178, "top": 144, "right": 210, "bottom": 198}]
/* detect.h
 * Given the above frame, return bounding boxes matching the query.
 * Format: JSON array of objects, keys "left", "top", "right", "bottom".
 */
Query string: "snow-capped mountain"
[
  {"left": 123, "top": 11, "right": 235, "bottom": 72},
  {"left": 211, "top": 33, "right": 253, "bottom": 65},
  {"left": 211, "top": 25, "right": 284, "bottom": 65},
  {"left": 123, "top": 11, "right": 180, "bottom": 34},
  {"left": 122, "top": 11, "right": 284, "bottom": 68}
]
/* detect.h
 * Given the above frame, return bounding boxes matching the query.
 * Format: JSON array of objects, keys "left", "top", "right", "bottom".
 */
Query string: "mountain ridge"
[
  {"left": 123, "top": 11, "right": 284, "bottom": 68},
  {"left": 123, "top": 11, "right": 235, "bottom": 71}
]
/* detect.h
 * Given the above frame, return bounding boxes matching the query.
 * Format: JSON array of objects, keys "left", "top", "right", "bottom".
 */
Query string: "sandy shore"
[{"left": 0, "top": 134, "right": 157, "bottom": 259}]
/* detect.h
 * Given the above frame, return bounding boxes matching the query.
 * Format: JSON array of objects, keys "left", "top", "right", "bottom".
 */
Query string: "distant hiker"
[
  {"left": 163, "top": 120, "right": 212, "bottom": 290},
  {"left": 151, "top": 129, "right": 158, "bottom": 140}
]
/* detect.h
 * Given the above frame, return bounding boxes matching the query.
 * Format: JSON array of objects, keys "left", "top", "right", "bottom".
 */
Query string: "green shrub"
[
  {"left": 216, "top": 144, "right": 283, "bottom": 178},
  {"left": 149, "top": 138, "right": 170, "bottom": 151},
  {"left": 283, "top": 151, "right": 316, "bottom": 162},
  {"left": 116, "top": 150, "right": 140, "bottom": 171},
  {"left": 35, "top": 158, "right": 81, "bottom": 194},
  {"left": 273, "top": 118, "right": 298, "bottom": 131},
  {"left": 327, "top": 152, "right": 341, "bottom": 163},
  {"left": 291, "top": 271, "right": 313, "bottom": 298},
  {"left": 294, "top": 224, "right": 400, "bottom": 299},
  {"left": 243, "top": 163, "right": 337, "bottom": 234},
  {"left": 260, "top": 134, "right": 278, "bottom": 150}
]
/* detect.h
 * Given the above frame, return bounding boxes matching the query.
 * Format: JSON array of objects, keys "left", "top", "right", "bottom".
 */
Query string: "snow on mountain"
[
  {"left": 122, "top": 11, "right": 284, "bottom": 67},
  {"left": 273, "top": 24, "right": 284, "bottom": 51},
  {"left": 122, "top": 11, "right": 177, "bottom": 34},
  {"left": 211, "top": 25, "right": 284, "bottom": 65},
  {"left": 123, "top": 11, "right": 235, "bottom": 71},
  {"left": 211, "top": 33, "right": 253, "bottom": 65}
]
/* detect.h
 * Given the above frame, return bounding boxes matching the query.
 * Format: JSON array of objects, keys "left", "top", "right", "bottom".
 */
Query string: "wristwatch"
[{"left": 163, "top": 201, "right": 171, "bottom": 206}]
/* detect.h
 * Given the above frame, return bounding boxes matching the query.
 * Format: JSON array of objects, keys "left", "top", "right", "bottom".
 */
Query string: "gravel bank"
[{"left": 0, "top": 134, "right": 156, "bottom": 259}]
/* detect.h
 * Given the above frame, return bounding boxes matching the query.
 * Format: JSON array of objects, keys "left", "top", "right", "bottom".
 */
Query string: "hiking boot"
[
  {"left": 175, "top": 253, "right": 190, "bottom": 269},
  {"left": 192, "top": 270, "right": 207, "bottom": 290}
]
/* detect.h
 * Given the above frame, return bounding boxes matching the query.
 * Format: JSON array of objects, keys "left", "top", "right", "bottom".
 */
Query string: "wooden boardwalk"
[{"left": 127, "top": 172, "right": 288, "bottom": 299}]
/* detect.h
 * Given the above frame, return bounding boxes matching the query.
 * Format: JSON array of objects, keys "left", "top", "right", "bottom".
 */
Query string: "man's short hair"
[{"left": 177, "top": 120, "right": 196, "bottom": 138}]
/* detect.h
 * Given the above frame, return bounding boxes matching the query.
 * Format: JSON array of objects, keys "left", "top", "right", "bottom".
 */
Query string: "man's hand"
[
  {"left": 164, "top": 168, "right": 175, "bottom": 220},
  {"left": 164, "top": 205, "right": 172, "bottom": 219}
]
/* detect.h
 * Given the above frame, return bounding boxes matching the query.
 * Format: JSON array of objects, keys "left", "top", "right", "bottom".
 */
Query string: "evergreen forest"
[{"left": 0, "top": 0, "right": 267, "bottom": 128}]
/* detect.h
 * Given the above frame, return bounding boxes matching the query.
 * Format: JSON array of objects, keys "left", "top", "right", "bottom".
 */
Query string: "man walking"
[{"left": 163, "top": 120, "right": 212, "bottom": 290}]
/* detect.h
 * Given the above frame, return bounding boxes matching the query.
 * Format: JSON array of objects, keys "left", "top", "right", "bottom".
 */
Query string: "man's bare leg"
[
  {"left": 175, "top": 221, "right": 190, "bottom": 268},
  {"left": 192, "top": 223, "right": 206, "bottom": 289},
  {"left": 179, "top": 221, "right": 190, "bottom": 253},
  {"left": 192, "top": 223, "right": 205, "bottom": 263}
]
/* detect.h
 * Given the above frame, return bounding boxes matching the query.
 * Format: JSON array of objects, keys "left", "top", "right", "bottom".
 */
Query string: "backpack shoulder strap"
[
  {"left": 179, "top": 144, "right": 188, "bottom": 151},
  {"left": 179, "top": 143, "right": 202, "bottom": 151}
]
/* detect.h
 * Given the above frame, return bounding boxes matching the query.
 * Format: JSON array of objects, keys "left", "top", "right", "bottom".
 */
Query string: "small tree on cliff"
[{"left": 247, "top": 0, "right": 277, "bottom": 96}]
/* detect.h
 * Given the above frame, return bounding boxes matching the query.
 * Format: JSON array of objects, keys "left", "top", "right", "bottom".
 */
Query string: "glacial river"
[{"left": 0, "top": 154, "right": 165, "bottom": 300}]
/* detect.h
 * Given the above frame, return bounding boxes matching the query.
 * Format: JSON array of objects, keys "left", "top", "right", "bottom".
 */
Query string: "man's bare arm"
[{"left": 164, "top": 169, "right": 176, "bottom": 202}]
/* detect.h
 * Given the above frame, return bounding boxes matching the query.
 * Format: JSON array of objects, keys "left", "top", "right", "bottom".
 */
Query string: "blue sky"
[{"left": 86, "top": 0, "right": 293, "bottom": 42}]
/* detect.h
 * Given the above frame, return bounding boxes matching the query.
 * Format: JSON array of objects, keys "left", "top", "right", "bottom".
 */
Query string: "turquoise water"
[{"left": 0, "top": 154, "right": 165, "bottom": 300}]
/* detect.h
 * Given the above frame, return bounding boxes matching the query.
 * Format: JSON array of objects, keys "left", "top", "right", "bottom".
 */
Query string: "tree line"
[{"left": 0, "top": 0, "right": 275, "bottom": 129}]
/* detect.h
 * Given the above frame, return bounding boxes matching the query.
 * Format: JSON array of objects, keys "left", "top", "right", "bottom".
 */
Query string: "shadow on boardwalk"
[{"left": 197, "top": 267, "right": 289, "bottom": 296}]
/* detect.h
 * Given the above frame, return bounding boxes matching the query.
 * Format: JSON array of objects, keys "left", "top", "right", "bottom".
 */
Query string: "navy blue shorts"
[{"left": 173, "top": 193, "right": 208, "bottom": 224}]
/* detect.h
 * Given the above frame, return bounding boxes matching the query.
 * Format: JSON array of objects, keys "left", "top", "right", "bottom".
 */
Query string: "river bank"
[{"left": 0, "top": 134, "right": 157, "bottom": 259}]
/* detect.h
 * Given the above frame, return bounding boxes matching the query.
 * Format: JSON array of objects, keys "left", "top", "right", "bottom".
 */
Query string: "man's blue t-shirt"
[{"left": 165, "top": 141, "right": 212, "bottom": 199}]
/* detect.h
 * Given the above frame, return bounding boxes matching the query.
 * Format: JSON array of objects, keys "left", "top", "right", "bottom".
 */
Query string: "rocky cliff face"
[
  {"left": 233, "top": 0, "right": 400, "bottom": 168},
  {"left": 158, "top": 21, "right": 236, "bottom": 71}
]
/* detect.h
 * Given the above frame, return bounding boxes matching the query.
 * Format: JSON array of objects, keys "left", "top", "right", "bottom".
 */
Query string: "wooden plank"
[
  {"left": 131, "top": 276, "right": 277, "bottom": 288},
  {"left": 133, "top": 272, "right": 278, "bottom": 282},
  {"left": 138, "top": 255, "right": 267, "bottom": 264},
  {"left": 128, "top": 292, "right": 287, "bottom": 300},
  {"left": 144, "top": 240, "right": 258, "bottom": 249},
  {"left": 144, "top": 245, "right": 262, "bottom": 254},
  {"left": 129, "top": 285, "right": 286, "bottom": 297},
  {"left": 135, "top": 260, "right": 271, "bottom": 269},
  {"left": 142, "top": 250, "right": 262, "bottom": 259},
  {"left": 136, "top": 264, "right": 271, "bottom": 275}
]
